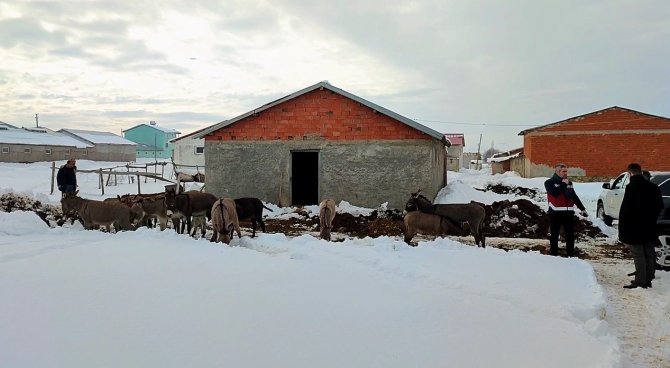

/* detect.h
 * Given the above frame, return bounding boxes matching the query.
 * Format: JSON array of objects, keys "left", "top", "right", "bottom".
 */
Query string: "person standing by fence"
[{"left": 57, "top": 159, "right": 77, "bottom": 195}]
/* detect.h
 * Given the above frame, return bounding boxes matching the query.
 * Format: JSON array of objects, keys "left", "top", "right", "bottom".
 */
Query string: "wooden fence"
[{"left": 50, "top": 161, "right": 176, "bottom": 196}]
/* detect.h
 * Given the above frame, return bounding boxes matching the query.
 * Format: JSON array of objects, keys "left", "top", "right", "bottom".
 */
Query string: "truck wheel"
[{"left": 597, "top": 202, "right": 613, "bottom": 226}]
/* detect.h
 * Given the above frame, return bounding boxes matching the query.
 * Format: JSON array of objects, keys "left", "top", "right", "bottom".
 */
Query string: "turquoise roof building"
[{"left": 122, "top": 121, "right": 181, "bottom": 159}]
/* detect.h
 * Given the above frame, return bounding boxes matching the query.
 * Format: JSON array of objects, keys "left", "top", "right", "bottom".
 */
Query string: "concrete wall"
[
  {"left": 173, "top": 138, "right": 206, "bottom": 166},
  {"left": 0, "top": 143, "right": 135, "bottom": 163},
  {"left": 0, "top": 144, "right": 76, "bottom": 163},
  {"left": 205, "top": 139, "right": 446, "bottom": 209},
  {"left": 86, "top": 144, "right": 136, "bottom": 162},
  {"left": 446, "top": 145, "right": 463, "bottom": 171}
]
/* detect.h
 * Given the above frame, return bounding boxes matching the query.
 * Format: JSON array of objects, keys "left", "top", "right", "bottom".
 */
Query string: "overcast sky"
[{"left": 1, "top": 1, "right": 668, "bottom": 151}]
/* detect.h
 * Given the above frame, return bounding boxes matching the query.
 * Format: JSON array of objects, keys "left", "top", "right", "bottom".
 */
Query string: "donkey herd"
[{"left": 60, "top": 188, "right": 487, "bottom": 247}]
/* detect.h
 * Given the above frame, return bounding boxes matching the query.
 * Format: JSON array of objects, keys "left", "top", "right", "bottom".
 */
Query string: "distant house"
[
  {"left": 444, "top": 133, "right": 465, "bottom": 171},
  {"left": 462, "top": 152, "right": 479, "bottom": 169},
  {"left": 59, "top": 129, "right": 137, "bottom": 162},
  {"left": 489, "top": 147, "right": 524, "bottom": 175},
  {"left": 122, "top": 121, "right": 180, "bottom": 159},
  {"left": 191, "top": 81, "right": 449, "bottom": 208},
  {"left": 170, "top": 126, "right": 207, "bottom": 167},
  {"left": 0, "top": 126, "right": 92, "bottom": 163},
  {"left": 518, "top": 106, "right": 670, "bottom": 177}
]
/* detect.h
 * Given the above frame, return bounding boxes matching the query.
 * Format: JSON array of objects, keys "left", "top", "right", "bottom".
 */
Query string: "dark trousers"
[
  {"left": 627, "top": 243, "right": 656, "bottom": 286},
  {"left": 549, "top": 211, "right": 575, "bottom": 256},
  {"left": 61, "top": 184, "right": 76, "bottom": 193}
]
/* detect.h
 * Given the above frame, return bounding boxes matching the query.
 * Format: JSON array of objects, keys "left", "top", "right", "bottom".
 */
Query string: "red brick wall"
[
  {"left": 205, "top": 89, "right": 431, "bottom": 141},
  {"left": 524, "top": 108, "right": 670, "bottom": 176}
]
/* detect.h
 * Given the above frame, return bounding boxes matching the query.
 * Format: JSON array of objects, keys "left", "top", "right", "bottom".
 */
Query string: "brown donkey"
[{"left": 318, "top": 199, "right": 337, "bottom": 241}]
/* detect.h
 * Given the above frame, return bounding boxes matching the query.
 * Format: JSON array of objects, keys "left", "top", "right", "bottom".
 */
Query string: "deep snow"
[{"left": 0, "top": 159, "right": 665, "bottom": 367}]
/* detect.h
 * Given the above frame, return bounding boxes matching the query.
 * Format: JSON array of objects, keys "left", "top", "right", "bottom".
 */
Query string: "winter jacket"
[
  {"left": 544, "top": 173, "right": 585, "bottom": 213},
  {"left": 618, "top": 174, "right": 664, "bottom": 244},
  {"left": 56, "top": 165, "right": 77, "bottom": 190}
]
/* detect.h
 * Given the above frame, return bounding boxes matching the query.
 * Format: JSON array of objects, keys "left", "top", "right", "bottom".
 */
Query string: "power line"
[{"left": 412, "top": 118, "right": 537, "bottom": 127}]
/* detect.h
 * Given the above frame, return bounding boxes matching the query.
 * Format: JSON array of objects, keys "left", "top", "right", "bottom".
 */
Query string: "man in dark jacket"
[
  {"left": 619, "top": 163, "right": 664, "bottom": 289},
  {"left": 56, "top": 159, "right": 77, "bottom": 195},
  {"left": 544, "top": 163, "right": 587, "bottom": 257}
]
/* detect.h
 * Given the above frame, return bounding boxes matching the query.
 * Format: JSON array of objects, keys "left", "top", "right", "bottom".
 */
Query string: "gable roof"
[
  {"left": 0, "top": 122, "right": 19, "bottom": 129},
  {"left": 444, "top": 133, "right": 464, "bottom": 146},
  {"left": 192, "top": 81, "right": 446, "bottom": 141},
  {"left": 0, "top": 127, "right": 92, "bottom": 148},
  {"left": 123, "top": 123, "right": 181, "bottom": 134},
  {"left": 518, "top": 106, "right": 670, "bottom": 136},
  {"left": 59, "top": 129, "right": 137, "bottom": 145},
  {"left": 171, "top": 125, "right": 210, "bottom": 143}
]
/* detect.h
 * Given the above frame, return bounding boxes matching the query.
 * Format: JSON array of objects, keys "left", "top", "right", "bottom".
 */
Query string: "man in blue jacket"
[
  {"left": 544, "top": 163, "right": 587, "bottom": 257},
  {"left": 56, "top": 159, "right": 77, "bottom": 195},
  {"left": 619, "top": 163, "right": 664, "bottom": 289}
]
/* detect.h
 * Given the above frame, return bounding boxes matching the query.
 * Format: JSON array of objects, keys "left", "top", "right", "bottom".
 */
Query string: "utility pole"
[
  {"left": 35, "top": 113, "right": 39, "bottom": 127},
  {"left": 476, "top": 133, "right": 483, "bottom": 170}
]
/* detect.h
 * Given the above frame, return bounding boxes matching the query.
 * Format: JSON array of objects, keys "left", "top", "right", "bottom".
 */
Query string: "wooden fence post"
[
  {"left": 99, "top": 169, "right": 105, "bottom": 195},
  {"left": 50, "top": 161, "right": 56, "bottom": 194},
  {"left": 137, "top": 174, "right": 141, "bottom": 194}
]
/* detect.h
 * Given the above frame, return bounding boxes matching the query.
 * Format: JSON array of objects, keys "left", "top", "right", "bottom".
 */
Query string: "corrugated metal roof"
[
  {"left": 59, "top": 129, "right": 137, "bottom": 145},
  {"left": 0, "top": 128, "right": 92, "bottom": 148},
  {"left": 192, "top": 81, "right": 446, "bottom": 142}
]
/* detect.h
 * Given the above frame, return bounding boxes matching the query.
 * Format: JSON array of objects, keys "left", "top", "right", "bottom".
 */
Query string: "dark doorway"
[{"left": 291, "top": 151, "right": 319, "bottom": 205}]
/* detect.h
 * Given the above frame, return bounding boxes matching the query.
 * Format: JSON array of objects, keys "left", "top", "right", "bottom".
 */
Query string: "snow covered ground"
[{"left": 1, "top": 159, "right": 667, "bottom": 367}]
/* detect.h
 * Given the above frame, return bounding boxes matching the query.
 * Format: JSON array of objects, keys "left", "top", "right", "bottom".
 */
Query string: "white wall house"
[{"left": 170, "top": 127, "right": 206, "bottom": 167}]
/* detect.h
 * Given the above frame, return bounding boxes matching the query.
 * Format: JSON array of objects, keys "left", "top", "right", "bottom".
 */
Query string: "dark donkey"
[
  {"left": 234, "top": 197, "right": 273, "bottom": 237},
  {"left": 164, "top": 188, "right": 218, "bottom": 235},
  {"left": 405, "top": 190, "right": 487, "bottom": 247}
]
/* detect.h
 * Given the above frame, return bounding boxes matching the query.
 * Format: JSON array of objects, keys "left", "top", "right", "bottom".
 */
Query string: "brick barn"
[
  {"left": 193, "top": 81, "right": 449, "bottom": 208},
  {"left": 518, "top": 106, "right": 670, "bottom": 178}
]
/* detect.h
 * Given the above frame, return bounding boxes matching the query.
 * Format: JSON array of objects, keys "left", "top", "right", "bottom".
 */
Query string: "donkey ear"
[{"left": 411, "top": 189, "right": 421, "bottom": 197}]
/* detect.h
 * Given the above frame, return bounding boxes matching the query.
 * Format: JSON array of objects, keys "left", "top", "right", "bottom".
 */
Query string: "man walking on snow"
[{"left": 544, "top": 163, "right": 587, "bottom": 257}]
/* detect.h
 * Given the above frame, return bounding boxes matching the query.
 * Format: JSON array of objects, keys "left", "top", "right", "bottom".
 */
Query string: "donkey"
[
  {"left": 61, "top": 193, "right": 144, "bottom": 232},
  {"left": 132, "top": 196, "right": 169, "bottom": 230},
  {"left": 190, "top": 214, "right": 207, "bottom": 238},
  {"left": 164, "top": 188, "right": 218, "bottom": 235},
  {"left": 405, "top": 190, "right": 487, "bottom": 247},
  {"left": 403, "top": 211, "right": 465, "bottom": 244},
  {"left": 210, "top": 198, "right": 242, "bottom": 244},
  {"left": 318, "top": 199, "right": 337, "bottom": 241},
  {"left": 234, "top": 197, "right": 273, "bottom": 237}
]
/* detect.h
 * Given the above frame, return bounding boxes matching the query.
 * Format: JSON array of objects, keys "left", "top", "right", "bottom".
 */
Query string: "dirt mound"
[
  {"left": 481, "top": 198, "right": 605, "bottom": 240},
  {"left": 482, "top": 184, "right": 544, "bottom": 201},
  {"left": 1, "top": 193, "right": 73, "bottom": 227}
]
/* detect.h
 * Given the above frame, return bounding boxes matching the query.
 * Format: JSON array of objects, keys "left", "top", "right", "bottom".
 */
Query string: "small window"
[
  {"left": 195, "top": 146, "right": 204, "bottom": 154},
  {"left": 1, "top": 147, "right": 8, "bottom": 154},
  {"left": 82, "top": 149, "right": 87, "bottom": 156},
  {"left": 45, "top": 148, "right": 52, "bottom": 155},
  {"left": 165, "top": 142, "right": 169, "bottom": 148},
  {"left": 65, "top": 149, "right": 71, "bottom": 155},
  {"left": 24, "top": 148, "right": 31, "bottom": 154}
]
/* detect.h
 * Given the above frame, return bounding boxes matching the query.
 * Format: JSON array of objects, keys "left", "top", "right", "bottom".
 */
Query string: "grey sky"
[{"left": 1, "top": 0, "right": 668, "bottom": 151}]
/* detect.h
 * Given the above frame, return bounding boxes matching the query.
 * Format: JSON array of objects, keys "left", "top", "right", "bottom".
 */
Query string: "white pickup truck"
[{"left": 597, "top": 172, "right": 670, "bottom": 270}]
